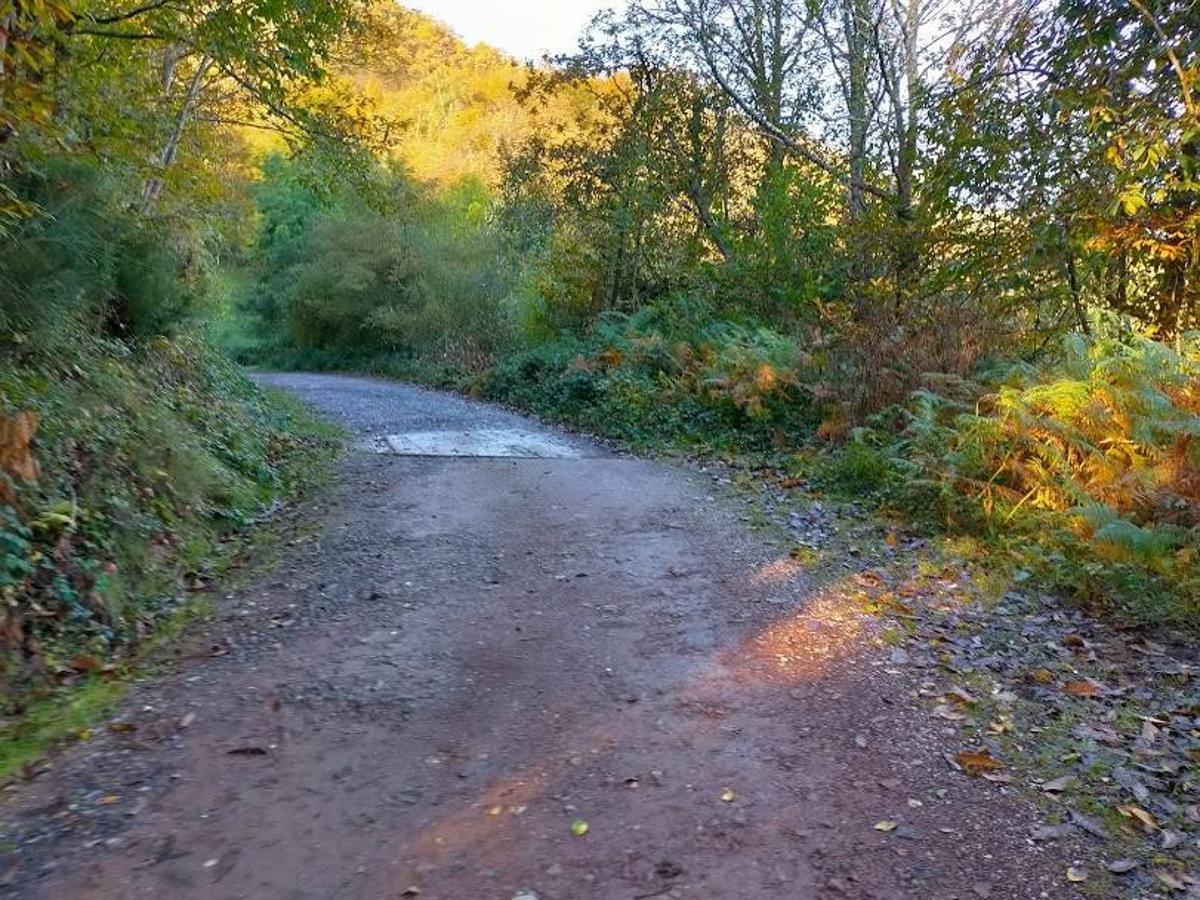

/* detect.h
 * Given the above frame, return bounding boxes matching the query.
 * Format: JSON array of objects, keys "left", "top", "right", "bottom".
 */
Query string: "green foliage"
[
  {"left": 0, "top": 677, "right": 126, "bottom": 783},
  {"left": 0, "top": 160, "right": 211, "bottom": 346},
  {"left": 237, "top": 155, "right": 510, "bottom": 370},
  {"left": 818, "top": 436, "right": 898, "bottom": 493},
  {"left": 875, "top": 332, "right": 1200, "bottom": 625},
  {"left": 0, "top": 335, "right": 339, "bottom": 712},
  {"left": 485, "top": 298, "right": 822, "bottom": 451}
]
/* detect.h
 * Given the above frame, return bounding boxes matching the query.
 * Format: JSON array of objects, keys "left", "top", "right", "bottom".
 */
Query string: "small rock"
[
  {"left": 1161, "top": 830, "right": 1184, "bottom": 850},
  {"left": 1040, "top": 775, "right": 1073, "bottom": 793},
  {"left": 1031, "top": 824, "right": 1074, "bottom": 841},
  {"left": 1069, "top": 810, "right": 1109, "bottom": 839}
]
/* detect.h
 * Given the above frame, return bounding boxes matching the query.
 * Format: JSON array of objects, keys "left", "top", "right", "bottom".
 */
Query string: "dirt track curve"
[{"left": 0, "top": 373, "right": 1073, "bottom": 900}]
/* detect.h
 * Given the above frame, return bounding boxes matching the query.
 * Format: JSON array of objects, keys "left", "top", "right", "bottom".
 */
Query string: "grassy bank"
[{"left": 0, "top": 335, "right": 339, "bottom": 777}]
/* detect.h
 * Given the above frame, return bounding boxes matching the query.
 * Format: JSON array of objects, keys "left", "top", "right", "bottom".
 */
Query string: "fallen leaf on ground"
[
  {"left": 1062, "top": 680, "right": 1102, "bottom": 697},
  {"left": 1065, "top": 867, "right": 1088, "bottom": 883},
  {"left": 986, "top": 716, "right": 1013, "bottom": 735},
  {"left": 874, "top": 820, "right": 898, "bottom": 832},
  {"left": 954, "top": 750, "right": 1003, "bottom": 775},
  {"left": 1117, "top": 805, "right": 1159, "bottom": 832},
  {"left": 1153, "top": 870, "right": 1187, "bottom": 892},
  {"left": 571, "top": 819, "right": 589, "bottom": 837},
  {"left": 720, "top": 788, "right": 735, "bottom": 802},
  {"left": 981, "top": 772, "right": 1014, "bottom": 784},
  {"left": 1069, "top": 810, "right": 1109, "bottom": 838},
  {"left": 944, "top": 687, "right": 978, "bottom": 706},
  {"left": 1072, "top": 722, "right": 1122, "bottom": 744},
  {"left": 933, "top": 705, "right": 966, "bottom": 721}
]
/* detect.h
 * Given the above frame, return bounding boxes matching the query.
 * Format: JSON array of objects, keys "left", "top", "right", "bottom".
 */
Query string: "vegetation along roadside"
[{"left": 0, "top": 337, "right": 340, "bottom": 781}]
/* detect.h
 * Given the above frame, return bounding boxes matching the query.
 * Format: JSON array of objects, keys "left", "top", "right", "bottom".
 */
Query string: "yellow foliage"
[
  {"left": 339, "top": 3, "right": 601, "bottom": 187},
  {"left": 0, "top": 411, "right": 40, "bottom": 503}
]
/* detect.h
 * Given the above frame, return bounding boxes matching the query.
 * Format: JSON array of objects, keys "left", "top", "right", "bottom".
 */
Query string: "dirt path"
[{"left": 1, "top": 374, "right": 1073, "bottom": 900}]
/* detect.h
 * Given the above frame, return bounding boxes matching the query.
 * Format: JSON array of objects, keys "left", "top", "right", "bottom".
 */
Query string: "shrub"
[
  {"left": 485, "top": 297, "right": 822, "bottom": 451},
  {"left": 0, "top": 159, "right": 211, "bottom": 349},
  {"left": 895, "top": 331, "right": 1199, "bottom": 623}
]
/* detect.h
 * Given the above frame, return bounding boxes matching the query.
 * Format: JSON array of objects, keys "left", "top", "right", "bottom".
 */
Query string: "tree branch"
[
  {"left": 697, "top": 28, "right": 892, "bottom": 198},
  {"left": 86, "top": 0, "right": 177, "bottom": 26}
]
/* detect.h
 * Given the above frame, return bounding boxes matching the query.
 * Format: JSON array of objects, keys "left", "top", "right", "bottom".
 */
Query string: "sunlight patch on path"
[{"left": 361, "top": 428, "right": 584, "bottom": 459}]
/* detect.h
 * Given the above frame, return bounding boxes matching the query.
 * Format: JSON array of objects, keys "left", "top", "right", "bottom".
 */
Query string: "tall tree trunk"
[
  {"left": 687, "top": 91, "right": 734, "bottom": 262},
  {"left": 890, "top": 0, "right": 921, "bottom": 305},
  {"left": 140, "top": 54, "right": 211, "bottom": 214},
  {"left": 765, "top": 0, "right": 786, "bottom": 176},
  {"left": 842, "top": 0, "right": 870, "bottom": 222},
  {"left": 1065, "top": 251, "right": 1090, "bottom": 335}
]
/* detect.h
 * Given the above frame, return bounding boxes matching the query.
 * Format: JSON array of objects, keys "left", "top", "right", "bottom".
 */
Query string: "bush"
[
  {"left": 485, "top": 297, "right": 822, "bottom": 451},
  {"left": 892, "top": 331, "right": 1199, "bottom": 624},
  {"left": 0, "top": 159, "right": 211, "bottom": 349},
  {"left": 236, "top": 158, "right": 512, "bottom": 372}
]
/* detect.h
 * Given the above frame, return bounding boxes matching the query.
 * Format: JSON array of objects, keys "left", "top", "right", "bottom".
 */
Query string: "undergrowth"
[
  {"left": 818, "top": 332, "right": 1200, "bottom": 628},
  {"left": 0, "top": 334, "right": 340, "bottom": 723},
  {"left": 236, "top": 283, "right": 1198, "bottom": 631},
  {"left": 484, "top": 303, "right": 823, "bottom": 452}
]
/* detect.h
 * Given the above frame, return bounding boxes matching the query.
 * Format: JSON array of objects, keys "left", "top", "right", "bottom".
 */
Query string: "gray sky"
[{"left": 402, "top": 1, "right": 610, "bottom": 60}]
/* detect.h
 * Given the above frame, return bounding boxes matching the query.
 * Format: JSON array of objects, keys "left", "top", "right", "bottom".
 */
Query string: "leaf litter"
[{"left": 729, "top": 465, "right": 1200, "bottom": 899}]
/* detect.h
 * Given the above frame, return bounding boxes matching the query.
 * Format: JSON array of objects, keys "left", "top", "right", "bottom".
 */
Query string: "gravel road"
[{"left": 0, "top": 374, "right": 1073, "bottom": 899}]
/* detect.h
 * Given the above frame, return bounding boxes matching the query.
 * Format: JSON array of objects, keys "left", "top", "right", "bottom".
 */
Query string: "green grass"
[
  {"left": 0, "top": 496, "right": 332, "bottom": 784},
  {"left": 0, "top": 678, "right": 127, "bottom": 782}
]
